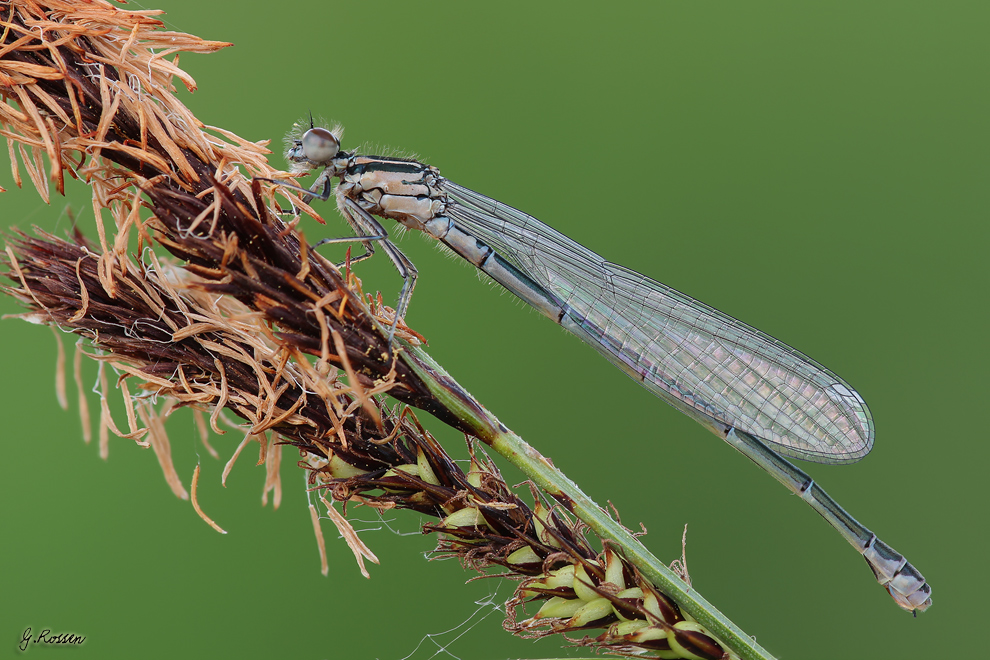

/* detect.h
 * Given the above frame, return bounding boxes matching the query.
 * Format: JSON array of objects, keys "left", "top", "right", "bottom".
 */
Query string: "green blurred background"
[{"left": 1, "top": 1, "right": 985, "bottom": 658}]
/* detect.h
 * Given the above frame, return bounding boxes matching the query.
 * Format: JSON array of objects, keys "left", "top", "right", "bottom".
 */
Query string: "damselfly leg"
[{"left": 256, "top": 175, "right": 418, "bottom": 346}]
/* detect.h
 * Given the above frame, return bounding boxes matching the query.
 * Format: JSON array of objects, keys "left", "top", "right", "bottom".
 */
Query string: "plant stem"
[{"left": 401, "top": 341, "right": 777, "bottom": 660}]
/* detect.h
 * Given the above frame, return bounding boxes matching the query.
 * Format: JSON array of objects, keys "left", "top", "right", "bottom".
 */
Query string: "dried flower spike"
[{"left": 0, "top": 3, "right": 775, "bottom": 659}]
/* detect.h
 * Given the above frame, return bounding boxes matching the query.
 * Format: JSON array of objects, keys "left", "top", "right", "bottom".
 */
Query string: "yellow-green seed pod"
[
  {"left": 521, "top": 564, "right": 576, "bottom": 597},
  {"left": 441, "top": 506, "right": 488, "bottom": 530},
  {"left": 466, "top": 456, "right": 489, "bottom": 489},
  {"left": 642, "top": 588, "right": 675, "bottom": 625},
  {"left": 507, "top": 545, "right": 541, "bottom": 567},
  {"left": 326, "top": 453, "right": 368, "bottom": 479},
  {"left": 544, "top": 564, "right": 576, "bottom": 589},
  {"left": 627, "top": 624, "right": 669, "bottom": 644},
  {"left": 573, "top": 564, "right": 599, "bottom": 602},
  {"left": 668, "top": 621, "right": 723, "bottom": 660},
  {"left": 612, "top": 619, "right": 649, "bottom": 636},
  {"left": 519, "top": 578, "right": 548, "bottom": 597},
  {"left": 415, "top": 447, "right": 440, "bottom": 486},
  {"left": 569, "top": 597, "right": 613, "bottom": 627},
  {"left": 518, "top": 585, "right": 541, "bottom": 599},
  {"left": 532, "top": 500, "right": 561, "bottom": 549},
  {"left": 535, "top": 596, "right": 584, "bottom": 620},
  {"left": 384, "top": 464, "right": 419, "bottom": 479},
  {"left": 604, "top": 547, "right": 626, "bottom": 590},
  {"left": 408, "top": 492, "right": 432, "bottom": 506},
  {"left": 611, "top": 587, "right": 645, "bottom": 621}
]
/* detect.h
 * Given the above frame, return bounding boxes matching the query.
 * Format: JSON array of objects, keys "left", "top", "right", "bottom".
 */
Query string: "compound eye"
[{"left": 301, "top": 127, "right": 339, "bottom": 163}]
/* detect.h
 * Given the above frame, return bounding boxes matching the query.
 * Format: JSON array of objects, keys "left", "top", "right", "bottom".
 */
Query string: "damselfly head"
[{"left": 284, "top": 119, "right": 344, "bottom": 170}]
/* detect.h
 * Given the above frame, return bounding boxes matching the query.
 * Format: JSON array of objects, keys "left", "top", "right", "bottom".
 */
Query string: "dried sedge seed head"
[
  {"left": 1, "top": 4, "right": 732, "bottom": 658},
  {"left": 0, "top": 0, "right": 489, "bottom": 434},
  {"left": 298, "top": 415, "right": 734, "bottom": 658}
]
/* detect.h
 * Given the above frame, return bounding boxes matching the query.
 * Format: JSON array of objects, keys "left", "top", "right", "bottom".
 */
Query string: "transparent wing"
[{"left": 442, "top": 179, "right": 874, "bottom": 464}]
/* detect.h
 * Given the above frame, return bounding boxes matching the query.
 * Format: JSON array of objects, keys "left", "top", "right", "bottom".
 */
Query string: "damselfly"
[{"left": 262, "top": 120, "right": 931, "bottom": 613}]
